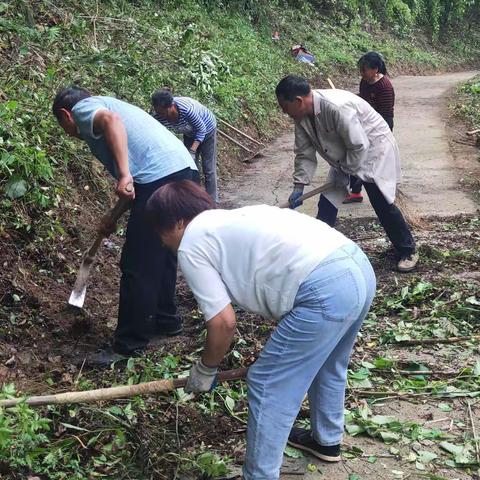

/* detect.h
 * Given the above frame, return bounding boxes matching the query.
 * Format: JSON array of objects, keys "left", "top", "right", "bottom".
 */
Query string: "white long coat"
[{"left": 294, "top": 89, "right": 401, "bottom": 206}]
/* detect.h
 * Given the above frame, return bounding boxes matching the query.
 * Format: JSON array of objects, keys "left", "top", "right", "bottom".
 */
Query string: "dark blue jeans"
[{"left": 114, "top": 168, "right": 200, "bottom": 354}]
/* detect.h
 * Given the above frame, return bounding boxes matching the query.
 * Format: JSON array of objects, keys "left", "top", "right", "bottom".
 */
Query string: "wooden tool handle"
[
  {"left": 85, "top": 197, "right": 131, "bottom": 259},
  {"left": 0, "top": 367, "right": 248, "bottom": 407},
  {"left": 218, "top": 118, "right": 263, "bottom": 146},
  {"left": 218, "top": 129, "right": 255, "bottom": 153},
  {"left": 279, "top": 182, "right": 333, "bottom": 209}
]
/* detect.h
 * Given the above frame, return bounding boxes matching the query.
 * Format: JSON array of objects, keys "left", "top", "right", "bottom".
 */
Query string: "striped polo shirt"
[{"left": 153, "top": 97, "right": 216, "bottom": 142}]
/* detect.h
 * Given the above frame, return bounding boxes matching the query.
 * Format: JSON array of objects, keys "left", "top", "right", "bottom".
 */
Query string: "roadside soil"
[{"left": 0, "top": 72, "right": 479, "bottom": 480}]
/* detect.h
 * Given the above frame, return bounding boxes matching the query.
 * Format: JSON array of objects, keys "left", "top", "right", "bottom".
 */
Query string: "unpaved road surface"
[{"left": 221, "top": 71, "right": 479, "bottom": 220}]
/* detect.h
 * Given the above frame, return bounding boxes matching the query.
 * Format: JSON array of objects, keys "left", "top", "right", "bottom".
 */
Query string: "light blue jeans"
[{"left": 243, "top": 242, "right": 376, "bottom": 480}]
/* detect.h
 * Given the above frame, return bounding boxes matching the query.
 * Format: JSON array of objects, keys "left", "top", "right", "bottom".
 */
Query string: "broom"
[{"left": 280, "top": 182, "right": 424, "bottom": 230}]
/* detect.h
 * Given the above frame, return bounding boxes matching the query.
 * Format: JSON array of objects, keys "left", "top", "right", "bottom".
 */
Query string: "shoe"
[
  {"left": 397, "top": 253, "right": 419, "bottom": 272},
  {"left": 343, "top": 193, "right": 363, "bottom": 204},
  {"left": 287, "top": 427, "right": 341, "bottom": 462},
  {"left": 85, "top": 346, "right": 131, "bottom": 368}
]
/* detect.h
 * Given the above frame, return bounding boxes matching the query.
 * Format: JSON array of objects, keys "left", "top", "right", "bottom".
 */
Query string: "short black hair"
[
  {"left": 275, "top": 75, "right": 311, "bottom": 101},
  {"left": 358, "top": 51, "right": 387, "bottom": 75},
  {"left": 145, "top": 180, "right": 215, "bottom": 233},
  {"left": 52, "top": 86, "right": 91, "bottom": 120},
  {"left": 151, "top": 89, "right": 174, "bottom": 108}
]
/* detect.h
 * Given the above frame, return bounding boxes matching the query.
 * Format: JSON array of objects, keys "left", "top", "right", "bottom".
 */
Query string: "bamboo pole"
[
  {"left": 0, "top": 368, "right": 248, "bottom": 408},
  {"left": 326, "top": 77, "right": 336, "bottom": 89},
  {"left": 218, "top": 118, "right": 263, "bottom": 146}
]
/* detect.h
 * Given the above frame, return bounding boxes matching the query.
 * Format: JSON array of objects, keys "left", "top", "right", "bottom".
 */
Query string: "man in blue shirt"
[
  {"left": 52, "top": 86, "right": 199, "bottom": 367},
  {"left": 151, "top": 90, "right": 218, "bottom": 202}
]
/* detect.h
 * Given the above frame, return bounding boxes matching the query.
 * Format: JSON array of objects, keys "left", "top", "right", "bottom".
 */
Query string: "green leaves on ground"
[{"left": 345, "top": 405, "right": 446, "bottom": 444}]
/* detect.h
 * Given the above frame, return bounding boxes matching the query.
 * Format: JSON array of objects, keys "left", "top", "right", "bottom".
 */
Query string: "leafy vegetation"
[
  {"left": 1, "top": 1, "right": 480, "bottom": 479},
  {"left": 1, "top": 216, "right": 479, "bottom": 478},
  {"left": 453, "top": 74, "right": 480, "bottom": 132},
  {"left": 0, "top": 0, "right": 479, "bottom": 237}
]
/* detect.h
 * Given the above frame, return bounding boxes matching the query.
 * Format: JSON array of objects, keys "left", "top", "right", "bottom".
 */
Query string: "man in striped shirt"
[{"left": 152, "top": 90, "right": 218, "bottom": 202}]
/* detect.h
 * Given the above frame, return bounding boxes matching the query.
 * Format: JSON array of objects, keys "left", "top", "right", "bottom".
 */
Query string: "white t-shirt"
[{"left": 178, "top": 205, "right": 350, "bottom": 321}]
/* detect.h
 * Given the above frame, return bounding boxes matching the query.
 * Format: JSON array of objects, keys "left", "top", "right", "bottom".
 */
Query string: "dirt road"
[
  {"left": 219, "top": 71, "right": 479, "bottom": 480},
  {"left": 221, "top": 71, "right": 479, "bottom": 220}
]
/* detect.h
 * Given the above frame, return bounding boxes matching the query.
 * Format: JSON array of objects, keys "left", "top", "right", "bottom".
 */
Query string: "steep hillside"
[{"left": 0, "top": 1, "right": 479, "bottom": 479}]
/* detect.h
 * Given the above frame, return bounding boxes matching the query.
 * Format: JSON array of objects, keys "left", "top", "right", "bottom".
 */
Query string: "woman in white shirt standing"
[{"left": 146, "top": 180, "right": 376, "bottom": 479}]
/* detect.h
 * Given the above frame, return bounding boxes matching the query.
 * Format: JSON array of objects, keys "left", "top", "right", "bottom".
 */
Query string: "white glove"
[{"left": 185, "top": 360, "right": 218, "bottom": 393}]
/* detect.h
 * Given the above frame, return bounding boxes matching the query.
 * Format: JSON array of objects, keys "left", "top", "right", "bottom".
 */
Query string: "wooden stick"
[
  {"left": 327, "top": 77, "right": 336, "bottom": 89},
  {"left": 466, "top": 129, "right": 480, "bottom": 136},
  {"left": 373, "top": 368, "right": 471, "bottom": 377},
  {"left": 0, "top": 368, "right": 248, "bottom": 408},
  {"left": 423, "top": 417, "right": 450, "bottom": 425},
  {"left": 218, "top": 118, "right": 263, "bottom": 146},
  {"left": 279, "top": 182, "right": 333, "bottom": 208},
  {"left": 468, "top": 402, "right": 480, "bottom": 463},
  {"left": 394, "top": 335, "right": 480, "bottom": 346},
  {"left": 351, "top": 389, "right": 480, "bottom": 399},
  {"left": 218, "top": 129, "right": 255, "bottom": 153}
]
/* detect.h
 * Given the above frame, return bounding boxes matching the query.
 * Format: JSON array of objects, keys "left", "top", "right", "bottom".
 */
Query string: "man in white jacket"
[{"left": 276, "top": 75, "right": 418, "bottom": 272}]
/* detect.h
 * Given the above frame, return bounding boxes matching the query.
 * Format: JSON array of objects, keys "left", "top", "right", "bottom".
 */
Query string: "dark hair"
[
  {"left": 145, "top": 180, "right": 215, "bottom": 232},
  {"left": 275, "top": 75, "right": 311, "bottom": 101},
  {"left": 52, "top": 86, "right": 91, "bottom": 120},
  {"left": 358, "top": 51, "right": 387, "bottom": 75},
  {"left": 151, "top": 89, "right": 174, "bottom": 108}
]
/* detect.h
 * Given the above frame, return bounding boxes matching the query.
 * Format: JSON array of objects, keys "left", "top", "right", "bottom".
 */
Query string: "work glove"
[
  {"left": 185, "top": 360, "right": 218, "bottom": 393},
  {"left": 288, "top": 185, "right": 304, "bottom": 209}
]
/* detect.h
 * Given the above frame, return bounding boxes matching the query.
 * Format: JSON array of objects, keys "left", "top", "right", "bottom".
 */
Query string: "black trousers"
[
  {"left": 317, "top": 181, "right": 415, "bottom": 257},
  {"left": 349, "top": 117, "right": 394, "bottom": 195},
  {"left": 113, "top": 168, "right": 200, "bottom": 354}
]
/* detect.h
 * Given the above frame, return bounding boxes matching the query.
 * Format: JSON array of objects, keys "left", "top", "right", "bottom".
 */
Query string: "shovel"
[{"left": 68, "top": 197, "right": 131, "bottom": 308}]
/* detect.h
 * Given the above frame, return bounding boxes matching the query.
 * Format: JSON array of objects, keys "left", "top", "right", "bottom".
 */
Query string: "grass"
[{"left": 453, "top": 75, "right": 480, "bottom": 131}]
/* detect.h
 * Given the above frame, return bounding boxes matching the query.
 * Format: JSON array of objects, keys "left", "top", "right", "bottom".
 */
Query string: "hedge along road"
[{"left": 220, "top": 71, "right": 479, "bottom": 219}]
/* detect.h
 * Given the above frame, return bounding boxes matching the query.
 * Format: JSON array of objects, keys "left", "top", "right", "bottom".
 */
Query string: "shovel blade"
[{"left": 68, "top": 287, "right": 87, "bottom": 309}]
